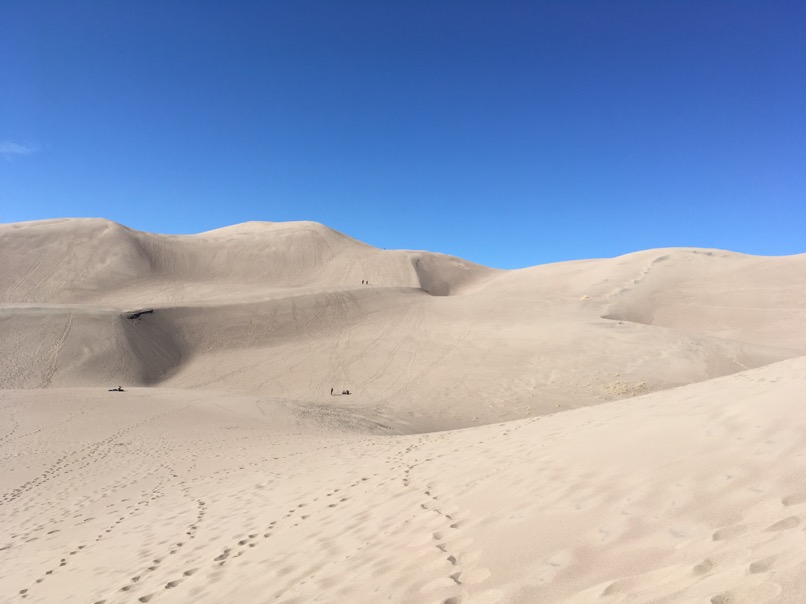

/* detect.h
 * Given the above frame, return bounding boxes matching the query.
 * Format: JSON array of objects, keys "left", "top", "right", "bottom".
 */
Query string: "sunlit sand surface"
[{"left": 2, "top": 219, "right": 805, "bottom": 603}]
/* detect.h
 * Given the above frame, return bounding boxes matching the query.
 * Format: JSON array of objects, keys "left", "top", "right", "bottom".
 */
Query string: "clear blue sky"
[{"left": 1, "top": 1, "right": 804, "bottom": 268}]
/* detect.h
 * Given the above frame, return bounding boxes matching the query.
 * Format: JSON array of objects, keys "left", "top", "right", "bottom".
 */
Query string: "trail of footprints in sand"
[
  {"left": 593, "top": 490, "right": 806, "bottom": 603},
  {"left": 102, "top": 433, "right": 496, "bottom": 603},
  {"left": 21, "top": 452, "right": 173, "bottom": 558},
  {"left": 17, "top": 456, "right": 206, "bottom": 601},
  {"left": 106, "top": 435, "right": 411, "bottom": 601},
  {"left": 101, "top": 499, "right": 208, "bottom": 604},
  {"left": 75, "top": 434, "right": 363, "bottom": 602},
  {"left": 702, "top": 502, "right": 806, "bottom": 604},
  {"left": 87, "top": 430, "right": 221, "bottom": 602},
  {"left": 1, "top": 406, "right": 179, "bottom": 508},
  {"left": 10, "top": 459, "right": 448, "bottom": 602},
  {"left": 100, "top": 471, "right": 374, "bottom": 602},
  {"left": 14, "top": 411, "right": 754, "bottom": 604},
  {"left": 388, "top": 434, "right": 490, "bottom": 603},
  {"left": 39, "top": 312, "right": 73, "bottom": 389},
  {"left": 0, "top": 403, "right": 22, "bottom": 446},
  {"left": 6, "top": 408, "right": 204, "bottom": 602},
  {"left": 14, "top": 468, "right": 179, "bottom": 601},
  {"left": 5, "top": 434, "right": 168, "bottom": 546},
  {"left": 0, "top": 399, "right": 109, "bottom": 467},
  {"left": 392, "top": 416, "right": 569, "bottom": 602}
]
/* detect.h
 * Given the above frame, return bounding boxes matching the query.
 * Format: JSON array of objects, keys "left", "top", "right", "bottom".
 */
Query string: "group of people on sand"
[
  {"left": 108, "top": 386, "right": 124, "bottom": 392},
  {"left": 330, "top": 388, "right": 351, "bottom": 396},
  {"left": 361, "top": 280, "right": 370, "bottom": 285}
]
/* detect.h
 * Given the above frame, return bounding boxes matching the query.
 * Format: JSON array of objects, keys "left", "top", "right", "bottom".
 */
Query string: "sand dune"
[
  {"left": 0, "top": 219, "right": 492, "bottom": 305},
  {"left": 1, "top": 218, "right": 804, "bottom": 602}
]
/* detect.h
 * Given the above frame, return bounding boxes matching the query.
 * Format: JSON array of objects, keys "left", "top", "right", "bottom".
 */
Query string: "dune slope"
[
  {"left": 2, "top": 359, "right": 806, "bottom": 603},
  {"left": 1, "top": 219, "right": 803, "bottom": 428},
  {"left": 1, "top": 217, "right": 804, "bottom": 603}
]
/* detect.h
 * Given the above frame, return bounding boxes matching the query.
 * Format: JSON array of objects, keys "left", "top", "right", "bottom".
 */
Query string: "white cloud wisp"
[{"left": 0, "top": 141, "right": 38, "bottom": 159}]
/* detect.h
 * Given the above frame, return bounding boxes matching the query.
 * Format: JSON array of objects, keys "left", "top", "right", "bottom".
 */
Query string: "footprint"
[
  {"left": 601, "top": 577, "right": 636, "bottom": 596},
  {"left": 765, "top": 516, "right": 799, "bottom": 531},
  {"left": 712, "top": 525, "right": 746, "bottom": 541},
  {"left": 749, "top": 556, "right": 776, "bottom": 573},
  {"left": 165, "top": 580, "right": 180, "bottom": 588},
  {"left": 693, "top": 559, "right": 714, "bottom": 575},
  {"left": 782, "top": 493, "right": 806, "bottom": 506}
]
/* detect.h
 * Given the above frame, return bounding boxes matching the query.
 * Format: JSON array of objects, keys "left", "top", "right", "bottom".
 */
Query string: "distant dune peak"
[
  {"left": 0, "top": 217, "right": 497, "bottom": 305},
  {"left": 199, "top": 219, "right": 348, "bottom": 237}
]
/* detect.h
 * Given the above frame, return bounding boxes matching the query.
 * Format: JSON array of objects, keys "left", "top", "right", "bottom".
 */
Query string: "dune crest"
[{"left": 0, "top": 218, "right": 494, "bottom": 305}]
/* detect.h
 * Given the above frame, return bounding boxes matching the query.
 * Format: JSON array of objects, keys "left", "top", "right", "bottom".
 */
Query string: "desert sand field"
[{"left": 1, "top": 218, "right": 805, "bottom": 603}]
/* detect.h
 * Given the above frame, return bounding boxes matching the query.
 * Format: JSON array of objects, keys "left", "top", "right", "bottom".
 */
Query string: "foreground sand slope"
[
  {"left": 2, "top": 357, "right": 805, "bottom": 603},
  {"left": 1, "top": 219, "right": 804, "bottom": 428}
]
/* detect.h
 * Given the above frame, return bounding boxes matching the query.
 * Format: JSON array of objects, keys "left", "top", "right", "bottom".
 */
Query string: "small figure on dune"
[
  {"left": 361, "top": 280, "right": 365, "bottom": 285},
  {"left": 330, "top": 387, "right": 334, "bottom": 396},
  {"left": 108, "top": 386, "right": 124, "bottom": 392},
  {"left": 342, "top": 389, "right": 351, "bottom": 395}
]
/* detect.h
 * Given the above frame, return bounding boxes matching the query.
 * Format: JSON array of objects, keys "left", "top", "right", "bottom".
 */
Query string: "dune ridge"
[
  {"left": 0, "top": 218, "right": 493, "bottom": 305},
  {"left": 1, "top": 219, "right": 803, "bottom": 427},
  {"left": 1, "top": 217, "right": 804, "bottom": 603}
]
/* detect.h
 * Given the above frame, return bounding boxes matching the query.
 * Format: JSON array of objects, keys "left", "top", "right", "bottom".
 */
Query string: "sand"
[{"left": 1, "top": 218, "right": 805, "bottom": 603}]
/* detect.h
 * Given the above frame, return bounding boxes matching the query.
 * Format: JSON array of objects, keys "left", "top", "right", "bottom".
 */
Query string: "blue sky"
[{"left": 1, "top": 1, "right": 803, "bottom": 268}]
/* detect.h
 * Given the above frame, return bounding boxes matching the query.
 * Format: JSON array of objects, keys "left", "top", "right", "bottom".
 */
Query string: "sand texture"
[{"left": 1, "top": 218, "right": 805, "bottom": 603}]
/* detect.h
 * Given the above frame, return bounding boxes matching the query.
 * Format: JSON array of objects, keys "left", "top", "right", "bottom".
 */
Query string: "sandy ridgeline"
[{"left": 1, "top": 219, "right": 805, "bottom": 603}]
